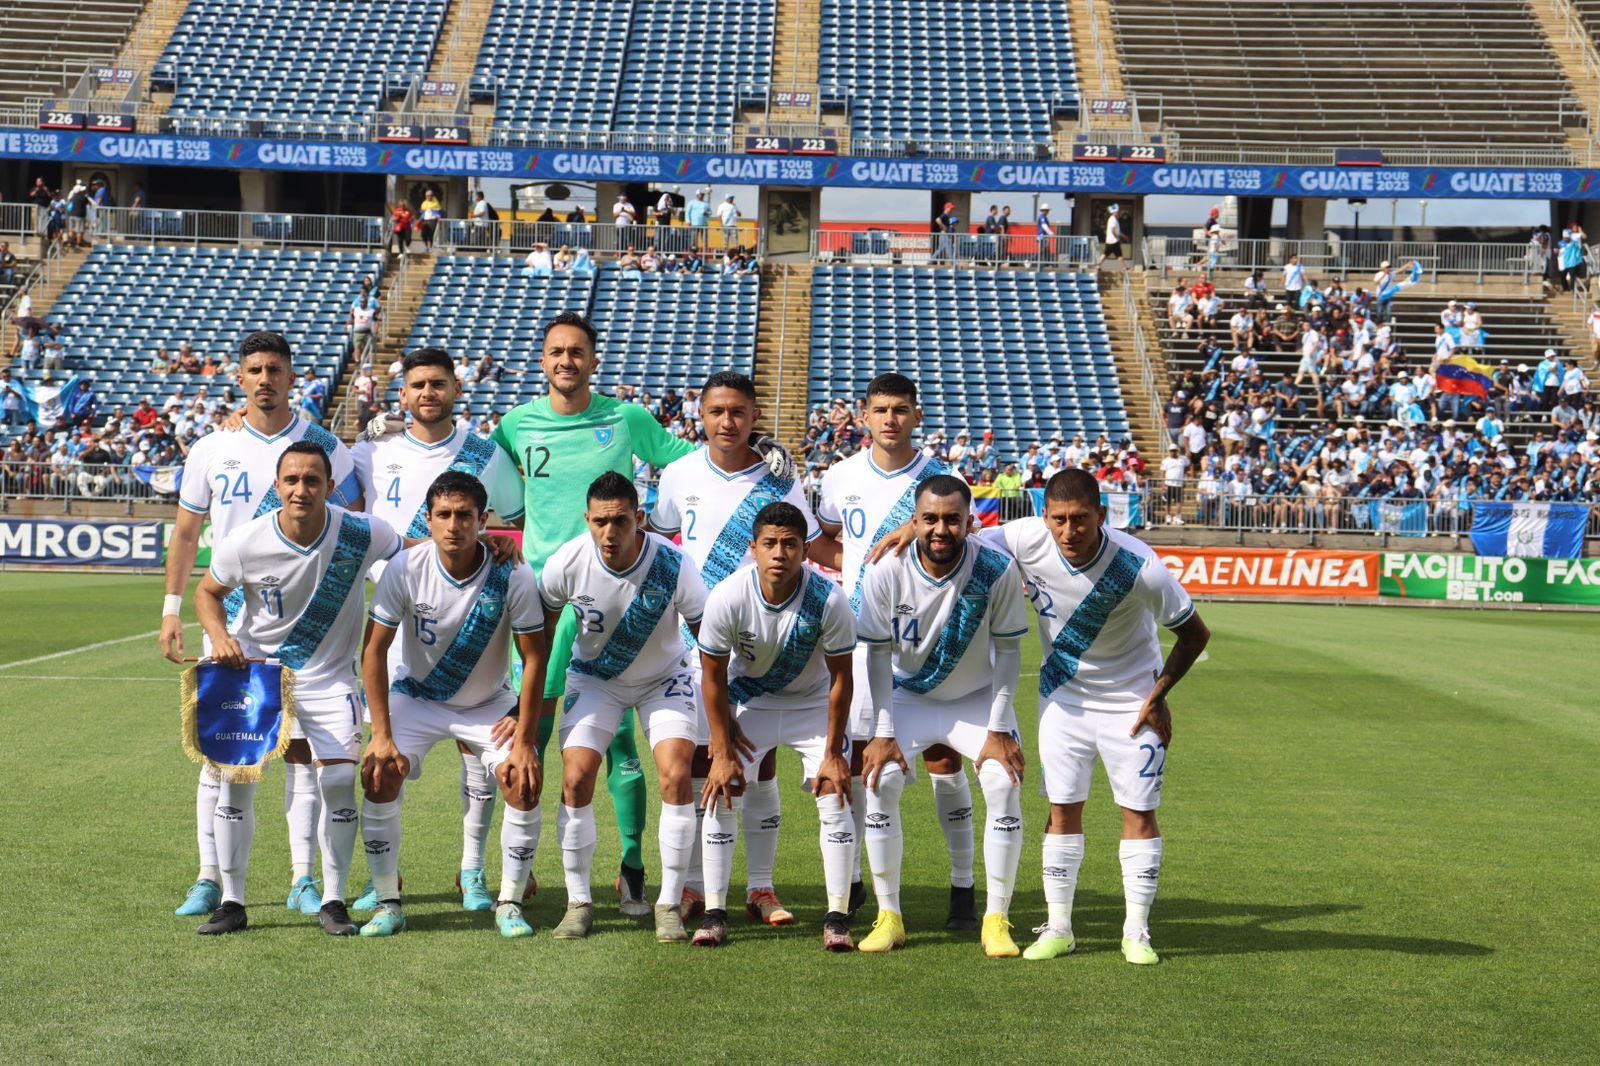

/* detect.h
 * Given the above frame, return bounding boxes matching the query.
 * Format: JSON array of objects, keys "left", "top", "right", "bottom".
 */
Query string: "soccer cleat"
[
  {"left": 981, "top": 913, "right": 1020, "bottom": 958},
  {"left": 495, "top": 901, "right": 534, "bottom": 938},
  {"left": 359, "top": 901, "right": 406, "bottom": 937},
  {"left": 319, "top": 900, "right": 358, "bottom": 937},
  {"left": 197, "top": 901, "right": 248, "bottom": 935},
  {"left": 175, "top": 879, "right": 221, "bottom": 917},
  {"left": 457, "top": 868, "right": 494, "bottom": 912},
  {"left": 351, "top": 879, "right": 378, "bottom": 912},
  {"left": 822, "top": 911, "right": 855, "bottom": 952},
  {"left": 746, "top": 888, "right": 795, "bottom": 926},
  {"left": 856, "top": 910, "right": 906, "bottom": 953},
  {"left": 552, "top": 901, "right": 596, "bottom": 939},
  {"left": 286, "top": 875, "right": 321, "bottom": 915},
  {"left": 1022, "top": 924, "right": 1077, "bottom": 961},
  {"left": 1122, "top": 931, "right": 1160, "bottom": 965},
  {"left": 654, "top": 903, "right": 688, "bottom": 943},
  {"left": 945, "top": 884, "right": 980, "bottom": 931},
  {"left": 847, "top": 878, "right": 866, "bottom": 919},
  {"left": 691, "top": 908, "right": 729, "bottom": 947},
  {"left": 680, "top": 886, "right": 705, "bottom": 922},
  {"left": 616, "top": 864, "right": 651, "bottom": 917}
]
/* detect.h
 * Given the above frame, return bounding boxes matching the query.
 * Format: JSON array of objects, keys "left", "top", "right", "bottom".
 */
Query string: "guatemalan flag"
[
  {"left": 1470, "top": 501, "right": 1588, "bottom": 558},
  {"left": 1435, "top": 354, "right": 1494, "bottom": 399},
  {"left": 17, "top": 373, "right": 85, "bottom": 428}
]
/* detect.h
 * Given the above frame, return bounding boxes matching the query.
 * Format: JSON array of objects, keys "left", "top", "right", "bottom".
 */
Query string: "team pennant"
[{"left": 179, "top": 660, "right": 297, "bottom": 783}]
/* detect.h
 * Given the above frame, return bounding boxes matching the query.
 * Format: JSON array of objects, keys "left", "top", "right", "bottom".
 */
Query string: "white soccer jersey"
[
  {"left": 369, "top": 541, "right": 545, "bottom": 709},
  {"left": 982, "top": 521, "right": 1193, "bottom": 713},
  {"left": 856, "top": 539, "right": 1029, "bottom": 702},
  {"left": 649, "top": 447, "right": 819, "bottom": 589},
  {"left": 817, "top": 450, "right": 962, "bottom": 604},
  {"left": 178, "top": 415, "right": 359, "bottom": 540},
  {"left": 540, "top": 531, "right": 706, "bottom": 686},
  {"left": 697, "top": 563, "right": 857, "bottom": 710},
  {"left": 352, "top": 427, "right": 526, "bottom": 544},
  {"left": 208, "top": 504, "right": 401, "bottom": 696}
]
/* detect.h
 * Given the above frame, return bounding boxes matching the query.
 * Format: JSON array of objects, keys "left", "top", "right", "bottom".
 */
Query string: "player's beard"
[{"left": 922, "top": 536, "right": 961, "bottom": 566}]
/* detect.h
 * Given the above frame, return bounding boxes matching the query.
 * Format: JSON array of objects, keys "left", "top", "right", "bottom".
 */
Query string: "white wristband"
[{"left": 162, "top": 594, "right": 183, "bottom": 618}]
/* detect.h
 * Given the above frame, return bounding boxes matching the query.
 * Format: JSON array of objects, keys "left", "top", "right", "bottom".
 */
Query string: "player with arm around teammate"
[
  {"left": 357, "top": 470, "right": 548, "bottom": 938},
  {"left": 855, "top": 475, "right": 1030, "bottom": 957},
  {"left": 695, "top": 503, "right": 859, "bottom": 951},
  {"left": 190, "top": 441, "right": 401, "bottom": 935}
]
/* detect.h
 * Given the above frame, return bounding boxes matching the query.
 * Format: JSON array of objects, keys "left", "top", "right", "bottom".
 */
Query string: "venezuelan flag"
[
  {"left": 970, "top": 486, "right": 1005, "bottom": 527},
  {"left": 1435, "top": 353, "right": 1493, "bottom": 398}
]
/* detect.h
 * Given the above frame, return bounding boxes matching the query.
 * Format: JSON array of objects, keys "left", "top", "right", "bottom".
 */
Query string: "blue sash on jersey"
[
  {"left": 403, "top": 433, "right": 499, "bottom": 539},
  {"left": 895, "top": 545, "right": 1010, "bottom": 695},
  {"left": 393, "top": 557, "right": 511, "bottom": 702},
  {"left": 225, "top": 422, "right": 345, "bottom": 625},
  {"left": 849, "top": 459, "right": 950, "bottom": 612},
  {"left": 1037, "top": 545, "right": 1145, "bottom": 699},
  {"left": 273, "top": 512, "right": 371, "bottom": 670},
  {"left": 569, "top": 545, "right": 682, "bottom": 681},
  {"left": 700, "top": 468, "right": 795, "bottom": 589},
  {"left": 728, "top": 571, "right": 832, "bottom": 705}
]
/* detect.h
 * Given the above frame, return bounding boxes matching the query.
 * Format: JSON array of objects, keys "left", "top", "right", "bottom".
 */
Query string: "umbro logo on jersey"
[
  {"left": 865, "top": 812, "right": 891, "bottom": 828},
  {"left": 707, "top": 832, "right": 735, "bottom": 845},
  {"left": 222, "top": 459, "right": 240, "bottom": 469},
  {"left": 826, "top": 831, "right": 855, "bottom": 844},
  {"left": 575, "top": 595, "right": 595, "bottom": 605},
  {"left": 417, "top": 603, "right": 434, "bottom": 613},
  {"left": 845, "top": 494, "right": 862, "bottom": 504},
  {"left": 261, "top": 575, "right": 280, "bottom": 586},
  {"left": 331, "top": 808, "right": 358, "bottom": 822},
  {"left": 386, "top": 464, "right": 403, "bottom": 474},
  {"left": 685, "top": 495, "right": 701, "bottom": 505},
  {"left": 994, "top": 815, "right": 1022, "bottom": 832},
  {"left": 947, "top": 806, "right": 973, "bottom": 821},
  {"left": 364, "top": 840, "right": 391, "bottom": 853},
  {"left": 506, "top": 846, "right": 536, "bottom": 860},
  {"left": 895, "top": 603, "right": 913, "bottom": 615}
]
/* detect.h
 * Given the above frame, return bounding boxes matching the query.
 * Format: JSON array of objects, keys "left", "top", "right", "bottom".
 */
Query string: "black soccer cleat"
[
  {"left": 616, "top": 862, "right": 650, "bottom": 917},
  {"left": 847, "top": 878, "right": 867, "bottom": 920},
  {"left": 691, "top": 908, "right": 729, "bottom": 947},
  {"left": 319, "top": 899, "right": 359, "bottom": 937},
  {"left": 945, "top": 884, "right": 980, "bottom": 931},
  {"left": 822, "top": 910, "right": 855, "bottom": 952},
  {"left": 197, "top": 901, "right": 249, "bottom": 935}
]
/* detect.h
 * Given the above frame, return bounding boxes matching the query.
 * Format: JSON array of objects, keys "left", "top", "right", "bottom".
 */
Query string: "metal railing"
[
  {"left": 813, "top": 229, "right": 1099, "bottom": 269},
  {"left": 0, "top": 239, "right": 64, "bottom": 354},
  {"left": 844, "top": 135, "right": 1053, "bottom": 160},
  {"left": 1552, "top": 0, "right": 1600, "bottom": 152},
  {"left": 1143, "top": 237, "right": 1549, "bottom": 284},
  {"left": 436, "top": 219, "right": 762, "bottom": 257},
  {"left": 1161, "top": 143, "right": 1589, "bottom": 169},
  {"left": 1144, "top": 490, "right": 1598, "bottom": 539},
  {"left": 1119, "top": 273, "right": 1167, "bottom": 448},
  {"left": 0, "top": 460, "right": 171, "bottom": 508},
  {"left": 84, "top": 206, "right": 388, "bottom": 249}
]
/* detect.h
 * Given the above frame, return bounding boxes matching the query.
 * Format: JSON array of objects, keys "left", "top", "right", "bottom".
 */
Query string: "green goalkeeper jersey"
[{"left": 491, "top": 392, "right": 697, "bottom": 569}]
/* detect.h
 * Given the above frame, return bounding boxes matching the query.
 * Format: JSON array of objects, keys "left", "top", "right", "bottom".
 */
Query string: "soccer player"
[
  {"left": 357, "top": 470, "right": 548, "bottom": 938},
  {"left": 648, "top": 370, "right": 838, "bottom": 926},
  {"left": 350, "top": 346, "right": 526, "bottom": 913},
  {"left": 984, "top": 469, "right": 1209, "bottom": 964},
  {"left": 815, "top": 372, "right": 980, "bottom": 929},
  {"left": 854, "top": 476, "right": 1030, "bottom": 957},
  {"left": 540, "top": 473, "right": 707, "bottom": 942},
  {"left": 695, "top": 502, "right": 858, "bottom": 951},
  {"left": 161, "top": 330, "right": 360, "bottom": 920},
  {"left": 190, "top": 441, "right": 401, "bottom": 935}
]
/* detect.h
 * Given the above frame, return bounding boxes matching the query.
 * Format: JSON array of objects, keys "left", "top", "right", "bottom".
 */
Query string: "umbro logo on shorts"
[
  {"left": 994, "top": 815, "right": 1021, "bottom": 832},
  {"left": 947, "top": 806, "right": 973, "bottom": 822},
  {"left": 364, "top": 840, "right": 391, "bottom": 853},
  {"left": 331, "top": 807, "right": 358, "bottom": 822},
  {"left": 707, "top": 832, "right": 735, "bottom": 845},
  {"left": 506, "top": 846, "right": 536, "bottom": 860},
  {"left": 826, "top": 831, "right": 854, "bottom": 844},
  {"left": 865, "top": 812, "right": 891, "bottom": 828}
]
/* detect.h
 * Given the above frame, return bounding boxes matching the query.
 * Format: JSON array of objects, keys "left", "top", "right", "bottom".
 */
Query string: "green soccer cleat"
[
  {"left": 287, "top": 875, "right": 321, "bottom": 915},
  {"left": 1122, "top": 931, "right": 1160, "bottom": 965},
  {"left": 350, "top": 879, "right": 379, "bottom": 913},
  {"left": 458, "top": 868, "right": 494, "bottom": 912},
  {"left": 175, "top": 879, "right": 221, "bottom": 917},
  {"left": 1022, "top": 924, "right": 1077, "bottom": 961},
  {"left": 359, "top": 902, "right": 406, "bottom": 937},
  {"left": 495, "top": 901, "right": 534, "bottom": 938}
]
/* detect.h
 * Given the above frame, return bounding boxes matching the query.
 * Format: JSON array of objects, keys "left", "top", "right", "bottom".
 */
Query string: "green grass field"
[{"left": 0, "top": 571, "right": 1594, "bottom": 1064}]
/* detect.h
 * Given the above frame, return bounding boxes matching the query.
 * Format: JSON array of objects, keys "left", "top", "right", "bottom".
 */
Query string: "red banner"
[{"left": 1153, "top": 546, "right": 1380, "bottom": 598}]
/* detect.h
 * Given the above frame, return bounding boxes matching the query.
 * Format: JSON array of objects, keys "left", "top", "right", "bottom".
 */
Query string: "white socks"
[
  {"left": 656, "top": 801, "right": 697, "bottom": 907},
  {"left": 1042, "top": 833, "right": 1085, "bottom": 931},
  {"left": 816, "top": 792, "right": 856, "bottom": 915},
  {"left": 213, "top": 780, "right": 257, "bottom": 905},
  {"left": 361, "top": 798, "right": 402, "bottom": 902},
  {"left": 699, "top": 797, "right": 739, "bottom": 912},
  {"left": 863, "top": 763, "right": 906, "bottom": 913},
  {"left": 459, "top": 751, "right": 495, "bottom": 871},
  {"left": 977, "top": 761, "right": 1022, "bottom": 917},
  {"left": 316, "top": 763, "right": 359, "bottom": 903},
  {"left": 1120, "top": 837, "right": 1162, "bottom": 938},
  {"left": 930, "top": 769, "right": 976, "bottom": 889},
  {"left": 741, "top": 777, "right": 781, "bottom": 893},
  {"left": 687, "top": 776, "right": 707, "bottom": 895},
  {"left": 284, "top": 761, "right": 320, "bottom": 881},
  {"left": 558, "top": 803, "right": 597, "bottom": 904},
  {"left": 499, "top": 803, "right": 542, "bottom": 903},
  {"left": 848, "top": 775, "right": 867, "bottom": 886},
  {"left": 197, "top": 767, "right": 221, "bottom": 883}
]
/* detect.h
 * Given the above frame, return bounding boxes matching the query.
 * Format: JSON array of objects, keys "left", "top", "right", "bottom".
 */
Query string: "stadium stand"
[
  {"left": 1110, "top": 0, "right": 1577, "bottom": 154},
  {"left": 807, "top": 267, "right": 1128, "bottom": 456},
  {"left": 612, "top": 0, "right": 775, "bottom": 134},
  {"left": 1574, "top": 1, "right": 1600, "bottom": 41},
  {"left": 471, "top": 0, "right": 633, "bottom": 131},
  {"left": 0, "top": 1, "right": 145, "bottom": 112},
  {"left": 23, "top": 244, "right": 381, "bottom": 426},
  {"left": 819, "top": 0, "right": 1079, "bottom": 146},
  {"left": 152, "top": 0, "right": 448, "bottom": 127}
]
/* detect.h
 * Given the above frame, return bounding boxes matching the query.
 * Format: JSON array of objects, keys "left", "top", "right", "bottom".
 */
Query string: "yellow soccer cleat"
[
  {"left": 981, "top": 913, "right": 1020, "bottom": 958},
  {"left": 857, "top": 910, "right": 906, "bottom": 953},
  {"left": 1122, "top": 932, "right": 1160, "bottom": 965}
]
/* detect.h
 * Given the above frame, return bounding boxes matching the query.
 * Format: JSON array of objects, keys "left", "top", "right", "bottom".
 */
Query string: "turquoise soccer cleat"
[
  {"left": 350, "top": 879, "right": 380, "bottom": 912},
  {"left": 495, "top": 902, "right": 534, "bottom": 938},
  {"left": 175, "top": 879, "right": 221, "bottom": 917},
  {"left": 287, "top": 875, "right": 321, "bottom": 915},
  {"left": 359, "top": 902, "right": 407, "bottom": 937},
  {"left": 458, "top": 868, "right": 494, "bottom": 912}
]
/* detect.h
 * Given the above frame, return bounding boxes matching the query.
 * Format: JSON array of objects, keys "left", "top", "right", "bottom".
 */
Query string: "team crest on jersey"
[
  {"left": 479, "top": 595, "right": 504, "bottom": 620},
  {"left": 749, "top": 494, "right": 777, "bottom": 510},
  {"left": 594, "top": 425, "right": 615, "bottom": 447},
  {"left": 961, "top": 590, "right": 989, "bottom": 610},
  {"left": 640, "top": 589, "right": 668, "bottom": 612},
  {"left": 330, "top": 559, "right": 359, "bottom": 584},
  {"left": 796, "top": 618, "right": 820, "bottom": 639}
]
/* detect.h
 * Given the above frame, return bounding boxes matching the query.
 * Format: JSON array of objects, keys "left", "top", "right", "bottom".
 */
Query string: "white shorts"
[
  {"left": 889, "top": 688, "right": 1007, "bottom": 764},
  {"left": 736, "top": 701, "right": 852, "bottom": 782},
  {"left": 848, "top": 644, "right": 874, "bottom": 739},
  {"left": 559, "top": 668, "right": 702, "bottom": 754},
  {"left": 387, "top": 690, "right": 517, "bottom": 780},
  {"left": 1037, "top": 699, "right": 1166, "bottom": 811},
  {"left": 290, "top": 691, "right": 365, "bottom": 762}
]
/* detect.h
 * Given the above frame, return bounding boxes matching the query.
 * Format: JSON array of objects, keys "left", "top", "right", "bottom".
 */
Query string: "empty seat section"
[
  {"left": 473, "top": 0, "right": 632, "bottom": 130},
  {"left": 612, "top": 0, "right": 776, "bottom": 134}
]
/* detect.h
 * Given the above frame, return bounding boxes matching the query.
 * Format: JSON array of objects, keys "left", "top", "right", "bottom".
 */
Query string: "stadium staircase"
[
  {"left": 0, "top": 247, "right": 90, "bottom": 365},
  {"left": 765, "top": 0, "right": 822, "bottom": 124},
  {"left": 1543, "top": 294, "right": 1600, "bottom": 387},
  {"left": 1527, "top": 0, "right": 1600, "bottom": 161},
  {"left": 754, "top": 262, "right": 813, "bottom": 447},
  {"left": 418, "top": 0, "right": 492, "bottom": 100},
  {"left": 327, "top": 256, "right": 436, "bottom": 442},
  {"left": 0, "top": 0, "right": 147, "bottom": 112},
  {"left": 1102, "top": 270, "right": 1167, "bottom": 458},
  {"left": 115, "top": 0, "right": 189, "bottom": 77},
  {"left": 1060, "top": 0, "right": 1147, "bottom": 157}
]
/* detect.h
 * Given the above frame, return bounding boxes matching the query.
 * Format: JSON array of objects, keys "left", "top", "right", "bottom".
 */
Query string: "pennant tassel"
[{"left": 179, "top": 662, "right": 298, "bottom": 784}]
